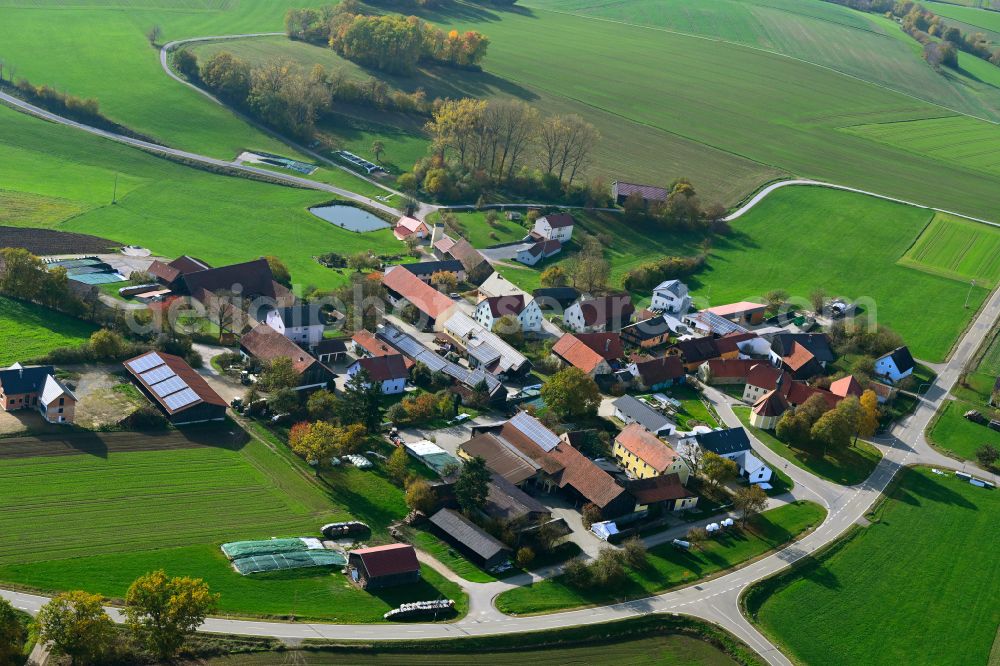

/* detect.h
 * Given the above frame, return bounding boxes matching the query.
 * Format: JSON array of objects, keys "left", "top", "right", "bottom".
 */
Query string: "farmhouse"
[
  {"left": 478, "top": 272, "right": 528, "bottom": 300},
  {"left": 124, "top": 351, "right": 227, "bottom": 425},
  {"left": 428, "top": 508, "right": 511, "bottom": 570},
  {"left": 698, "top": 358, "right": 757, "bottom": 385},
  {"left": 703, "top": 301, "right": 767, "bottom": 326},
  {"left": 154, "top": 257, "right": 291, "bottom": 306},
  {"left": 650, "top": 280, "right": 691, "bottom": 314},
  {"left": 874, "top": 346, "right": 915, "bottom": 383},
  {"left": 471, "top": 412, "right": 633, "bottom": 518},
  {"left": 347, "top": 354, "right": 408, "bottom": 394},
  {"left": 393, "top": 215, "right": 429, "bottom": 241},
  {"left": 769, "top": 333, "right": 835, "bottom": 375},
  {"left": 629, "top": 474, "right": 698, "bottom": 512},
  {"left": 628, "top": 354, "right": 686, "bottom": 391},
  {"left": 614, "top": 423, "right": 690, "bottom": 482},
  {"left": 0, "top": 363, "right": 76, "bottom": 424},
  {"left": 240, "top": 324, "right": 335, "bottom": 390},
  {"left": 684, "top": 310, "right": 751, "bottom": 337},
  {"left": 551, "top": 332, "right": 623, "bottom": 377},
  {"left": 563, "top": 295, "right": 635, "bottom": 333},
  {"left": 473, "top": 295, "right": 542, "bottom": 333},
  {"left": 743, "top": 365, "right": 838, "bottom": 411},
  {"left": 444, "top": 313, "right": 531, "bottom": 378},
  {"left": 621, "top": 315, "right": 676, "bottom": 349},
  {"left": 458, "top": 432, "right": 540, "bottom": 486},
  {"left": 612, "top": 181, "right": 668, "bottom": 206},
  {"left": 382, "top": 265, "right": 457, "bottom": 330},
  {"left": 435, "top": 236, "right": 493, "bottom": 285},
  {"left": 531, "top": 213, "right": 574, "bottom": 241},
  {"left": 611, "top": 395, "right": 675, "bottom": 435},
  {"left": 265, "top": 304, "right": 325, "bottom": 348},
  {"left": 516, "top": 239, "right": 562, "bottom": 266},
  {"left": 147, "top": 255, "right": 211, "bottom": 290},
  {"left": 352, "top": 330, "right": 414, "bottom": 369},
  {"left": 401, "top": 259, "right": 466, "bottom": 284},
  {"left": 346, "top": 543, "right": 420, "bottom": 590},
  {"left": 679, "top": 427, "right": 773, "bottom": 485}
]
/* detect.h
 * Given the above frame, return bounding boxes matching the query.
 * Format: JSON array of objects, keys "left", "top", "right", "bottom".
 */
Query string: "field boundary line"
[{"left": 531, "top": 6, "right": 1000, "bottom": 126}]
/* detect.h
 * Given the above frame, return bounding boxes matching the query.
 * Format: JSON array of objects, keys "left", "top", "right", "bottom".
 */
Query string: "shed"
[
  {"left": 428, "top": 508, "right": 511, "bottom": 570},
  {"left": 347, "top": 543, "right": 420, "bottom": 590}
]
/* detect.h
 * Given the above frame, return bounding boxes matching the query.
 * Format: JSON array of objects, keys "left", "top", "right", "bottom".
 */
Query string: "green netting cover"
[
  {"left": 221, "top": 538, "right": 311, "bottom": 560},
  {"left": 70, "top": 272, "right": 125, "bottom": 285},
  {"left": 232, "top": 550, "right": 346, "bottom": 575}
]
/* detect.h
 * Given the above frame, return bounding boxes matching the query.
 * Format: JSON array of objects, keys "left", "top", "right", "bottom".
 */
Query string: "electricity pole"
[
  {"left": 965, "top": 279, "right": 976, "bottom": 309},
  {"left": 112, "top": 173, "right": 119, "bottom": 204}
]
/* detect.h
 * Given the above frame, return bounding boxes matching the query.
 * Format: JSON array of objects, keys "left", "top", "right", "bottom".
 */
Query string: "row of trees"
[
  {"left": 287, "top": 3, "right": 489, "bottom": 75},
  {"left": 9, "top": 78, "right": 103, "bottom": 125},
  {"left": 386, "top": 389, "right": 458, "bottom": 426},
  {"left": 0, "top": 248, "right": 78, "bottom": 313},
  {"left": 17, "top": 570, "right": 216, "bottom": 664},
  {"left": 776, "top": 391, "right": 880, "bottom": 455}
]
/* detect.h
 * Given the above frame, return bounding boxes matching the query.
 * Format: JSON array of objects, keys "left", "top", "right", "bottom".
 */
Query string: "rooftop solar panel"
[
  {"left": 140, "top": 365, "right": 176, "bottom": 385},
  {"left": 509, "top": 411, "right": 560, "bottom": 452},
  {"left": 127, "top": 353, "right": 164, "bottom": 374},
  {"left": 151, "top": 375, "right": 188, "bottom": 398},
  {"left": 163, "top": 387, "right": 200, "bottom": 411}
]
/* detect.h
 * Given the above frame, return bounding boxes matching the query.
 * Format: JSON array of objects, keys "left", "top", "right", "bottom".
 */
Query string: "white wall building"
[{"left": 650, "top": 280, "right": 691, "bottom": 314}]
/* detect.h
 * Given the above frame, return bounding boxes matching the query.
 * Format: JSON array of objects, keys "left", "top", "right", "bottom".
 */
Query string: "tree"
[
  {"left": 494, "top": 314, "right": 523, "bottom": 346},
  {"left": 454, "top": 456, "right": 490, "bottom": 513},
  {"left": 810, "top": 406, "right": 852, "bottom": 454},
  {"left": 686, "top": 526, "right": 708, "bottom": 550},
  {"left": 35, "top": 591, "right": 115, "bottom": 666},
  {"left": 763, "top": 289, "right": 789, "bottom": 314},
  {"left": 386, "top": 446, "right": 410, "bottom": 485},
  {"left": 405, "top": 478, "right": 437, "bottom": 514},
  {"left": 372, "top": 140, "right": 385, "bottom": 162},
  {"left": 124, "top": 570, "right": 218, "bottom": 660},
  {"left": 702, "top": 451, "right": 738, "bottom": 487},
  {"left": 809, "top": 288, "right": 827, "bottom": 314},
  {"left": 430, "top": 270, "right": 458, "bottom": 293},
  {"left": 339, "top": 369, "right": 384, "bottom": 431},
  {"left": 540, "top": 264, "right": 567, "bottom": 288},
  {"left": 680, "top": 441, "right": 705, "bottom": 477},
  {"left": 836, "top": 395, "right": 862, "bottom": 445},
  {"left": 590, "top": 548, "right": 627, "bottom": 587},
  {"left": 259, "top": 357, "right": 298, "bottom": 391},
  {"left": 0, "top": 597, "right": 25, "bottom": 665},
  {"left": 199, "top": 51, "right": 251, "bottom": 103},
  {"left": 734, "top": 485, "right": 768, "bottom": 525},
  {"left": 776, "top": 410, "right": 810, "bottom": 448},
  {"left": 540, "top": 367, "right": 600, "bottom": 419},
  {"left": 581, "top": 502, "right": 603, "bottom": 529},
  {"left": 347, "top": 252, "right": 377, "bottom": 273},
  {"left": 88, "top": 329, "right": 125, "bottom": 359},
  {"left": 538, "top": 113, "right": 600, "bottom": 184},
  {"left": 307, "top": 389, "right": 338, "bottom": 421},
  {"left": 858, "top": 390, "right": 880, "bottom": 439},
  {"left": 976, "top": 443, "right": 999, "bottom": 470},
  {"left": 269, "top": 387, "right": 298, "bottom": 415},
  {"left": 264, "top": 255, "right": 291, "bottom": 287},
  {"left": 621, "top": 536, "right": 648, "bottom": 569},
  {"left": 174, "top": 50, "right": 199, "bottom": 80},
  {"left": 515, "top": 546, "right": 535, "bottom": 568},
  {"left": 146, "top": 24, "right": 163, "bottom": 45}
]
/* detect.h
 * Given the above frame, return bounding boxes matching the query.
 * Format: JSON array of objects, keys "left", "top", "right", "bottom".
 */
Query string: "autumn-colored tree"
[
  {"left": 0, "top": 598, "right": 25, "bottom": 665},
  {"left": 264, "top": 255, "right": 291, "bottom": 287},
  {"left": 430, "top": 270, "right": 458, "bottom": 293},
  {"left": 35, "top": 591, "right": 116, "bottom": 665},
  {"left": 540, "top": 367, "right": 600, "bottom": 419},
  {"left": 858, "top": 389, "right": 880, "bottom": 439},
  {"left": 581, "top": 502, "right": 603, "bottom": 529},
  {"left": 289, "top": 421, "right": 363, "bottom": 464},
  {"left": 733, "top": 485, "right": 768, "bottom": 525},
  {"left": 199, "top": 51, "right": 251, "bottom": 103},
  {"left": 125, "top": 570, "right": 218, "bottom": 659},
  {"left": 494, "top": 314, "right": 523, "bottom": 346},
  {"left": 386, "top": 446, "right": 410, "bottom": 485},
  {"left": 516, "top": 546, "right": 535, "bottom": 568},
  {"left": 89, "top": 329, "right": 126, "bottom": 360},
  {"left": 540, "top": 264, "right": 568, "bottom": 288},
  {"left": 405, "top": 478, "right": 437, "bottom": 514},
  {"left": 372, "top": 140, "right": 385, "bottom": 162},
  {"left": 538, "top": 113, "right": 599, "bottom": 185},
  {"left": 425, "top": 98, "right": 488, "bottom": 166},
  {"left": 307, "top": 390, "right": 338, "bottom": 421},
  {"left": 702, "top": 451, "right": 738, "bottom": 487}
]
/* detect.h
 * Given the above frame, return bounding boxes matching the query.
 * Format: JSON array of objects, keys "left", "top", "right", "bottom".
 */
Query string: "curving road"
[{"left": 3, "top": 59, "right": 1000, "bottom": 663}]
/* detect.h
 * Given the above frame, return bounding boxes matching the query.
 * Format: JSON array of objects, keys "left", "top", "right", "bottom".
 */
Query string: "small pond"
[{"left": 309, "top": 204, "right": 391, "bottom": 233}]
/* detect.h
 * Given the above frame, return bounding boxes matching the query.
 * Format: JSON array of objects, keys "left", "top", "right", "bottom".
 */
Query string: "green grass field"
[
  {"left": 0, "top": 296, "right": 96, "bottom": 365},
  {"left": 0, "top": 435, "right": 465, "bottom": 622},
  {"left": 899, "top": 213, "right": 1000, "bottom": 288},
  {"left": 0, "top": 103, "right": 402, "bottom": 291},
  {"left": 750, "top": 467, "right": 1000, "bottom": 665},
  {"left": 495, "top": 500, "right": 825, "bottom": 615},
  {"left": 494, "top": 186, "right": 990, "bottom": 361},
  {"left": 928, "top": 399, "right": 1000, "bottom": 461},
  {"left": 735, "top": 407, "right": 882, "bottom": 486}
]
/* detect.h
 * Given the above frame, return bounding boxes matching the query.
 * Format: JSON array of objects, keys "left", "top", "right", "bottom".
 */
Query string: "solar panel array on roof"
[
  {"left": 444, "top": 313, "right": 528, "bottom": 375},
  {"left": 690, "top": 311, "right": 748, "bottom": 336},
  {"left": 163, "top": 387, "right": 201, "bottom": 411},
  {"left": 508, "top": 411, "right": 560, "bottom": 452},
  {"left": 128, "top": 353, "right": 164, "bottom": 374},
  {"left": 139, "top": 364, "right": 176, "bottom": 385},
  {"left": 376, "top": 325, "right": 501, "bottom": 395},
  {"left": 151, "top": 375, "right": 187, "bottom": 398}
]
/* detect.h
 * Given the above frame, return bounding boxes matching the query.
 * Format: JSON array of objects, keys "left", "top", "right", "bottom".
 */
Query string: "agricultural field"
[
  {"left": 0, "top": 431, "right": 465, "bottom": 622},
  {"left": 495, "top": 500, "right": 825, "bottom": 615},
  {"left": 0, "top": 190, "right": 93, "bottom": 227},
  {"left": 0, "top": 103, "right": 401, "bottom": 291},
  {"left": 899, "top": 213, "right": 1000, "bottom": 287},
  {"left": 0, "top": 296, "right": 96, "bottom": 365},
  {"left": 843, "top": 116, "right": 1000, "bottom": 182},
  {"left": 492, "top": 186, "right": 990, "bottom": 361},
  {"left": 748, "top": 467, "right": 1000, "bottom": 666},
  {"left": 925, "top": 1, "right": 1000, "bottom": 44}
]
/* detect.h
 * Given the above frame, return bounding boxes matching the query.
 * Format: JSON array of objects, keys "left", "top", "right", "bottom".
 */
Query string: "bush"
[
  {"left": 122, "top": 405, "right": 169, "bottom": 430},
  {"left": 515, "top": 546, "right": 535, "bottom": 569}
]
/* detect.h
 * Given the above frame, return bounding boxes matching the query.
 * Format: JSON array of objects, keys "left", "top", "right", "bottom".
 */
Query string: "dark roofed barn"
[
  {"left": 429, "top": 508, "right": 511, "bottom": 570},
  {"left": 347, "top": 543, "right": 420, "bottom": 590}
]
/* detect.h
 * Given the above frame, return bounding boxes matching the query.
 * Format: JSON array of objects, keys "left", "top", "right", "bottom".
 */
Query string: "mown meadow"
[{"left": 0, "top": 296, "right": 96, "bottom": 365}]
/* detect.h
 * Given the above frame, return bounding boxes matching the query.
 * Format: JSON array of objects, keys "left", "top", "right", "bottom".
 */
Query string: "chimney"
[{"left": 605, "top": 338, "right": 610, "bottom": 353}]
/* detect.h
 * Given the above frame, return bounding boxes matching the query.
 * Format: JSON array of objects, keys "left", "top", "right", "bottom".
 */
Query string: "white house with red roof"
[
  {"left": 473, "top": 295, "right": 542, "bottom": 332},
  {"left": 532, "top": 213, "right": 574, "bottom": 242},
  {"left": 393, "top": 215, "right": 430, "bottom": 241}
]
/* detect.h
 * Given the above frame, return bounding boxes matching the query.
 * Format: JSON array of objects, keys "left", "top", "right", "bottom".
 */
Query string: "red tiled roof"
[
  {"left": 782, "top": 342, "right": 815, "bottom": 372},
  {"left": 356, "top": 354, "right": 408, "bottom": 382},
  {"left": 629, "top": 473, "right": 694, "bottom": 504},
  {"left": 616, "top": 423, "right": 680, "bottom": 473},
  {"left": 447, "top": 238, "right": 488, "bottom": 271},
  {"left": 577, "top": 295, "right": 634, "bottom": 327},
  {"left": 481, "top": 295, "right": 528, "bottom": 318},
  {"left": 540, "top": 213, "right": 574, "bottom": 228},
  {"left": 829, "top": 375, "right": 864, "bottom": 398},
  {"left": 633, "top": 355, "right": 685, "bottom": 384},
  {"left": 704, "top": 301, "right": 766, "bottom": 318},
  {"left": 350, "top": 543, "right": 419, "bottom": 577},
  {"left": 382, "top": 266, "right": 455, "bottom": 320},
  {"left": 147, "top": 260, "right": 181, "bottom": 284},
  {"left": 552, "top": 334, "right": 608, "bottom": 374},
  {"left": 351, "top": 330, "right": 414, "bottom": 369},
  {"left": 434, "top": 235, "right": 457, "bottom": 254},
  {"left": 705, "top": 358, "right": 756, "bottom": 379},
  {"left": 240, "top": 324, "right": 318, "bottom": 375},
  {"left": 394, "top": 216, "right": 427, "bottom": 239},
  {"left": 715, "top": 332, "right": 758, "bottom": 355},
  {"left": 745, "top": 362, "right": 782, "bottom": 388},
  {"left": 575, "top": 332, "right": 624, "bottom": 360}
]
